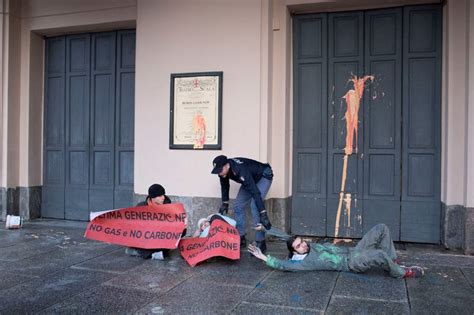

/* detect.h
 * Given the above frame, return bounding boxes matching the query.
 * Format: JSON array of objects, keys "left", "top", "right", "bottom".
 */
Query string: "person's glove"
[
  {"left": 218, "top": 203, "right": 229, "bottom": 215},
  {"left": 259, "top": 210, "right": 272, "bottom": 230}
]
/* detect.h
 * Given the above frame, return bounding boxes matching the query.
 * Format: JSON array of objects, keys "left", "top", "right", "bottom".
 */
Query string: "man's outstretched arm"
[{"left": 248, "top": 244, "right": 310, "bottom": 271}]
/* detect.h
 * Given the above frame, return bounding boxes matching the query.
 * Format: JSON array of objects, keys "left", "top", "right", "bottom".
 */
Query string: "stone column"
[
  {"left": 0, "top": 0, "right": 23, "bottom": 220},
  {"left": 464, "top": 0, "right": 474, "bottom": 255},
  {"left": 442, "top": 0, "right": 474, "bottom": 254}
]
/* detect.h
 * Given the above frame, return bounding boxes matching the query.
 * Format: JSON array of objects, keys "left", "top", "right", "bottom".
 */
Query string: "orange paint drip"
[
  {"left": 193, "top": 112, "right": 206, "bottom": 149},
  {"left": 334, "top": 75, "right": 374, "bottom": 241},
  {"left": 344, "top": 193, "right": 351, "bottom": 228},
  {"left": 342, "top": 75, "right": 374, "bottom": 155}
]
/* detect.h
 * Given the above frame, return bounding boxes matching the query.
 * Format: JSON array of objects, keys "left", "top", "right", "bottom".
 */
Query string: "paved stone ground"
[{"left": 0, "top": 220, "right": 473, "bottom": 314}]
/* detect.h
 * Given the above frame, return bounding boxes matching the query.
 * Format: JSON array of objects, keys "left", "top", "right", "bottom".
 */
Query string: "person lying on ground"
[
  {"left": 193, "top": 213, "right": 237, "bottom": 238},
  {"left": 248, "top": 223, "right": 424, "bottom": 279},
  {"left": 125, "top": 183, "right": 188, "bottom": 260},
  {"left": 193, "top": 218, "right": 210, "bottom": 237}
]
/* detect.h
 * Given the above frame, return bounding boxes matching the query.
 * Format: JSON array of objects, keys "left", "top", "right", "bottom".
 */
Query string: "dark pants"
[
  {"left": 131, "top": 248, "right": 169, "bottom": 259},
  {"left": 348, "top": 224, "right": 405, "bottom": 278}
]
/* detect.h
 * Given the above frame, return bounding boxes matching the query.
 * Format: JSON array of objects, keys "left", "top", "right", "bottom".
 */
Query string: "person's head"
[
  {"left": 148, "top": 184, "right": 166, "bottom": 205},
  {"left": 211, "top": 155, "right": 230, "bottom": 177},
  {"left": 197, "top": 218, "right": 210, "bottom": 231},
  {"left": 286, "top": 236, "right": 309, "bottom": 258}
]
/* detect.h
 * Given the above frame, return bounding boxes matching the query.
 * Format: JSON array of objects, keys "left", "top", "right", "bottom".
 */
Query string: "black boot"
[
  {"left": 256, "top": 240, "right": 267, "bottom": 254},
  {"left": 240, "top": 235, "right": 247, "bottom": 247},
  {"left": 259, "top": 210, "right": 272, "bottom": 230}
]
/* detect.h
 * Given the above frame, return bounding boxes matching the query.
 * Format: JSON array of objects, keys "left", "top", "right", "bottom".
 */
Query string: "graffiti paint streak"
[
  {"left": 193, "top": 112, "right": 206, "bottom": 149},
  {"left": 344, "top": 193, "right": 352, "bottom": 227},
  {"left": 334, "top": 75, "right": 374, "bottom": 240}
]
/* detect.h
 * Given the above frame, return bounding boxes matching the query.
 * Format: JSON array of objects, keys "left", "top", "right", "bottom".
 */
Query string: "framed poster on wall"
[{"left": 169, "top": 71, "right": 223, "bottom": 150}]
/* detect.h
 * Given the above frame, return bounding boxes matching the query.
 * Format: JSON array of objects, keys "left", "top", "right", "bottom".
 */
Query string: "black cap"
[
  {"left": 211, "top": 155, "right": 228, "bottom": 174},
  {"left": 148, "top": 184, "right": 165, "bottom": 198}
]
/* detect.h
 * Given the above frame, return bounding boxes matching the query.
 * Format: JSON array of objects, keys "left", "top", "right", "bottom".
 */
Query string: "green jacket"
[{"left": 266, "top": 243, "right": 350, "bottom": 272}]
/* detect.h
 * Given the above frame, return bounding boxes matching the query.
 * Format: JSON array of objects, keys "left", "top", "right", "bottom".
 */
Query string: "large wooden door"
[
  {"left": 42, "top": 30, "right": 135, "bottom": 220},
  {"left": 292, "top": 5, "right": 441, "bottom": 243}
]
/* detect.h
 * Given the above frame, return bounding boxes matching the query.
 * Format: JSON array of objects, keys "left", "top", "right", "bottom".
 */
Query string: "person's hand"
[
  {"left": 248, "top": 244, "right": 267, "bottom": 262},
  {"left": 259, "top": 210, "right": 272, "bottom": 230},
  {"left": 218, "top": 203, "right": 229, "bottom": 215}
]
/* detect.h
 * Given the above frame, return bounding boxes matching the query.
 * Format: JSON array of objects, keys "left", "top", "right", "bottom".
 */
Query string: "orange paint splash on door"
[
  {"left": 342, "top": 75, "right": 374, "bottom": 155},
  {"left": 334, "top": 75, "right": 374, "bottom": 240}
]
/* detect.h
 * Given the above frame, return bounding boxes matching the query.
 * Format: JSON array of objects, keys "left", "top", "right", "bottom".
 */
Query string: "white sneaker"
[{"left": 151, "top": 251, "right": 165, "bottom": 260}]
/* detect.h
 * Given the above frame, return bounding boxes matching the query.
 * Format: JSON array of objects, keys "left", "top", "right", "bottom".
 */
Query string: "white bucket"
[{"left": 5, "top": 215, "right": 22, "bottom": 229}]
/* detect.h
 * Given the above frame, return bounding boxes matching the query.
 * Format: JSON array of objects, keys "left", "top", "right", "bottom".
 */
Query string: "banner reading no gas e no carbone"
[
  {"left": 84, "top": 203, "right": 186, "bottom": 249},
  {"left": 179, "top": 218, "right": 240, "bottom": 267}
]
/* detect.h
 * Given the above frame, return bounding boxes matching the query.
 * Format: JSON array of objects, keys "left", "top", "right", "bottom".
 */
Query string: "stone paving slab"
[
  {"left": 233, "top": 301, "right": 322, "bottom": 314},
  {"left": 398, "top": 251, "right": 474, "bottom": 268},
  {"left": 0, "top": 242, "right": 117, "bottom": 277},
  {"left": 333, "top": 270, "right": 407, "bottom": 302},
  {"left": 26, "top": 226, "right": 91, "bottom": 244},
  {"left": 0, "top": 228, "right": 42, "bottom": 248},
  {"left": 407, "top": 266, "right": 474, "bottom": 314},
  {"left": 194, "top": 253, "right": 272, "bottom": 287},
  {"left": 137, "top": 279, "right": 251, "bottom": 314},
  {"left": 0, "top": 225, "right": 92, "bottom": 261},
  {"left": 0, "top": 238, "right": 62, "bottom": 262},
  {"left": 460, "top": 267, "right": 474, "bottom": 287},
  {"left": 0, "top": 268, "right": 115, "bottom": 313},
  {"left": 72, "top": 248, "right": 147, "bottom": 273},
  {"left": 25, "top": 219, "right": 88, "bottom": 229},
  {"left": 2, "top": 223, "right": 86, "bottom": 238},
  {"left": 41, "top": 285, "right": 158, "bottom": 314},
  {"left": 1, "top": 221, "right": 473, "bottom": 314},
  {"left": 326, "top": 296, "right": 410, "bottom": 315},
  {"left": 243, "top": 270, "right": 337, "bottom": 311},
  {"left": 0, "top": 272, "right": 39, "bottom": 290},
  {"left": 103, "top": 259, "right": 194, "bottom": 294}
]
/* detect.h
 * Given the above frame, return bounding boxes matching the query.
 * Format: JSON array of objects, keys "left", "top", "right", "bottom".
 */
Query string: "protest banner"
[
  {"left": 179, "top": 218, "right": 240, "bottom": 267},
  {"left": 84, "top": 203, "right": 186, "bottom": 249}
]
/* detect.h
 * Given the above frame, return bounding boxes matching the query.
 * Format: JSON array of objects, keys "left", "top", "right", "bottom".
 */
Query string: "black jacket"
[{"left": 219, "top": 157, "right": 273, "bottom": 211}]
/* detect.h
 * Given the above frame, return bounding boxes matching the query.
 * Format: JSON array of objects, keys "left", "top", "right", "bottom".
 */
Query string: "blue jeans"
[{"left": 234, "top": 167, "right": 273, "bottom": 241}]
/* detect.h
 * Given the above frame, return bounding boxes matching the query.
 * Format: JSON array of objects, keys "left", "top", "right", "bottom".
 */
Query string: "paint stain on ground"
[
  {"left": 291, "top": 294, "right": 301, "bottom": 303},
  {"left": 344, "top": 272, "right": 372, "bottom": 283},
  {"left": 255, "top": 282, "right": 264, "bottom": 289},
  {"left": 151, "top": 306, "right": 165, "bottom": 314}
]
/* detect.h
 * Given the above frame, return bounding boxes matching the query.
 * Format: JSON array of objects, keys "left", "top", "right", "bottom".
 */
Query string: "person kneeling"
[
  {"left": 125, "top": 184, "right": 187, "bottom": 259},
  {"left": 248, "top": 223, "right": 424, "bottom": 279}
]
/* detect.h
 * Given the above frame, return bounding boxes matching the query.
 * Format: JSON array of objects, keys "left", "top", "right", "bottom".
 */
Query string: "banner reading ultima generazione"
[{"left": 84, "top": 203, "right": 186, "bottom": 249}]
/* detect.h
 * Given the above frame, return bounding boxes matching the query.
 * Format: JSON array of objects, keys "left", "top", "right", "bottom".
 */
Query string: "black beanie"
[{"left": 148, "top": 184, "right": 165, "bottom": 198}]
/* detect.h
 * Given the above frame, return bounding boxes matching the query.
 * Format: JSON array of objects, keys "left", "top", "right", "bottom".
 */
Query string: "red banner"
[
  {"left": 84, "top": 203, "right": 186, "bottom": 249},
  {"left": 179, "top": 219, "right": 240, "bottom": 267}
]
